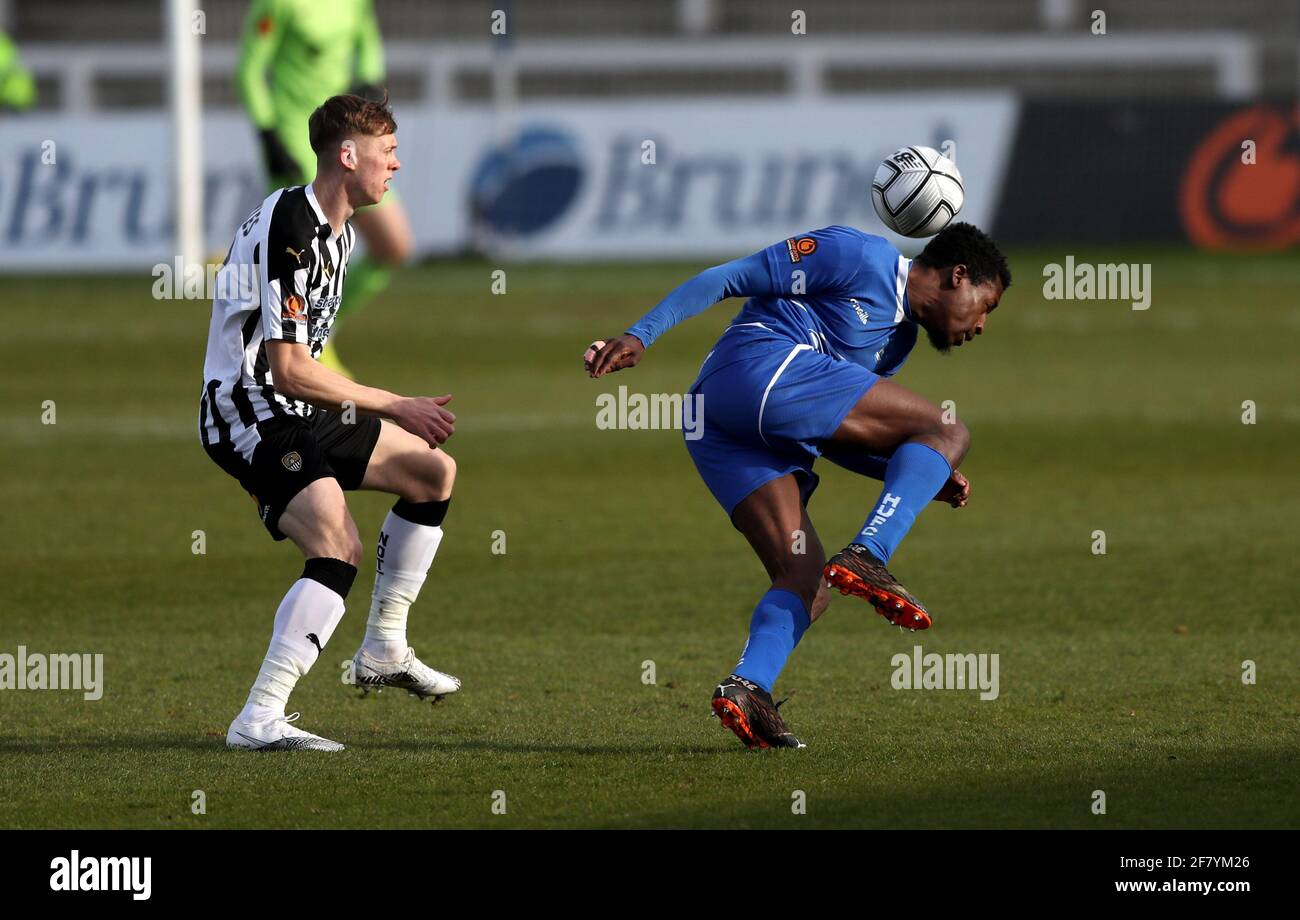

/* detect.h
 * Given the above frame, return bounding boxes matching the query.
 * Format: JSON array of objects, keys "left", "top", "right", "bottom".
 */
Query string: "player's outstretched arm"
[
  {"left": 267, "top": 341, "right": 455, "bottom": 447},
  {"left": 584, "top": 249, "right": 778, "bottom": 377},
  {"left": 629, "top": 250, "right": 775, "bottom": 348},
  {"left": 584, "top": 227, "right": 867, "bottom": 377}
]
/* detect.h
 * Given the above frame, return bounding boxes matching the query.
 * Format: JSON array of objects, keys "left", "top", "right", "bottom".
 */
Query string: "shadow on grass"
[
  {"left": 0, "top": 734, "right": 728, "bottom": 757},
  {"left": 0, "top": 735, "right": 218, "bottom": 754},
  {"left": 4, "top": 736, "right": 1295, "bottom": 829},
  {"left": 609, "top": 745, "right": 1300, "bottom": 829}
]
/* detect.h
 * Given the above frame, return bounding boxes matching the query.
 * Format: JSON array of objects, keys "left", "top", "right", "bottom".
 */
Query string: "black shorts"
[{"left": 203, "top": 410, "right": 383, "bottom": 541}]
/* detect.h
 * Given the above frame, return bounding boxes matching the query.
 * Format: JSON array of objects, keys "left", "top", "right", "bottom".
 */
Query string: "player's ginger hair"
[{"left": 308, "top": 93, "right": 397, "bottom": 157}]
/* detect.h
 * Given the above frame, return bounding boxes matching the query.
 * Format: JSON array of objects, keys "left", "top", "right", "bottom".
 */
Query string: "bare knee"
[
  {"left": 343, "top": 533, "right": 364, "bottom": 567},
  {"left": 946, "top": 419, "right": 971, "bottom": 466},
  {"left": 300, "top": 517, "right": 362, "bottom": 566},
  {"left": 401, "top": 451, "right": 455, "bottom": 503},
  {"left": 922, "top": 416, "right": 970, "bottom": 468},
  {"left": 325, "top": 518, "right": 364, "bottom": 566},
  {"left": 318, "top": 506, "right": 363, "bottom": 566},
  {"left": 435, "top": 453, "right": 457, "bottom": 498}
]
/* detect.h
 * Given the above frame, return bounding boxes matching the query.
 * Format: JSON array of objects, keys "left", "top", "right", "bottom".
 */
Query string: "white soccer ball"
[{"left": 871, "top": 145, "right": 965, "bottom": 238}]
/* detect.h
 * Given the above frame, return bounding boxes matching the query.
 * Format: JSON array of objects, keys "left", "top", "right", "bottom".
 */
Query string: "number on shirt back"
[{"left": 239, "top": 206, "right": 262, "bottom": 238}]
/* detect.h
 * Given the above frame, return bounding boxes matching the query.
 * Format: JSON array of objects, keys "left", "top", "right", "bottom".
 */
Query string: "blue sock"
[
  {"left": 855, "top": 442, "right": 952, "bottom": 563},
  {"left": 733, "top": 589, "right": 811, "bottom": 693}
]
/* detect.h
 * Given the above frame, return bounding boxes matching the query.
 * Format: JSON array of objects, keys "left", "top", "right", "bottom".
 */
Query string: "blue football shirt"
[{"left": 627, "top": 225, "right": 918, "bottom": 377}]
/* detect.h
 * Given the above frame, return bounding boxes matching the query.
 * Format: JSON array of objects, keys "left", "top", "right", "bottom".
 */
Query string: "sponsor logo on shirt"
[
  {"left": 851, "top": 298, "right": 870, "bottom": 324},
  {"left": 785, "top": 236, "right": 817, "bottom": 262},
  {"left": 282, "top": 293, "right": 306, "bottom": 322}
]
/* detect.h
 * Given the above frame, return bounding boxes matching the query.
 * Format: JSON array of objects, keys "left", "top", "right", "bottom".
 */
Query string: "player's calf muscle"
[
  {"left": 759, "top": 535, "right": 824, "bottom": 597},
  {"left": 733, "top": 481, "right": 824, "bottom": 611}
]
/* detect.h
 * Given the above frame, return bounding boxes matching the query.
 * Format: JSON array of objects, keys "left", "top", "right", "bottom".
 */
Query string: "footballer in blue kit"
[{"left": 585, "top": 222, "right": 1011, "bottom": 750}]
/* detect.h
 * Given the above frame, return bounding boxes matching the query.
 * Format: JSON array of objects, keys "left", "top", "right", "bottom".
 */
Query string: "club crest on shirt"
[
  {"left": 282, "top": 294, "right": 306, "bottom": 322},
  {"left": 281, "top": 451, "right": 303, "bottom": 472},
  {"left": 785, "top": 236, "right": 817, "bottom": 262}
]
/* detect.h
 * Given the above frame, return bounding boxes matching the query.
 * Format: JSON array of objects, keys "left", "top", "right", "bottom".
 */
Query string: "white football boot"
[
  {"left": 225, "top": 712, "right": 344, "bottom": 752},
  {"left": 352, "top": 646, "right": 461, "bottom": 702}
]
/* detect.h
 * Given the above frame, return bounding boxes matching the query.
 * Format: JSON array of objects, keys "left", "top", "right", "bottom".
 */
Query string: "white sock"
[
  {"left": 363, "top": 510, "right": 443, "bottom": 661},
  {"left": 240, "top": 577, "right": 347, "bottom": 722}
]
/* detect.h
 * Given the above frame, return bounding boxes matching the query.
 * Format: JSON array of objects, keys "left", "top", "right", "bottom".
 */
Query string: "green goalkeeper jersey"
[
  {"left": 237, "top": 0, "right": 384, "bottom": 180},
  {"left": 0, "top": 32, "right": 36, "bottom": 110}
]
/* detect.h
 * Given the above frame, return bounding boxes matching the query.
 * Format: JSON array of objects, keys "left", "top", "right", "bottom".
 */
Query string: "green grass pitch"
[{"left": 1, "top": 247, "right": 1297, "bottom": 828}]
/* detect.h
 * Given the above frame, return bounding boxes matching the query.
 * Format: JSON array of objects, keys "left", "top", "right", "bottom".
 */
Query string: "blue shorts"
[{"left": 684, "top": 326, "right": 880, "bottom": 517}]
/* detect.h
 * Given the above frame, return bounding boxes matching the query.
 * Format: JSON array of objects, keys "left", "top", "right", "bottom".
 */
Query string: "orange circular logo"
[
  {"left": 796, "top": 237, "right": 818, "bottom": 256},
  {"left": 282, "top": 294, "right": 306, "bottom": 320},
  {"left": 1180, "top": 104, "right": 1300, "bottom": 249}
]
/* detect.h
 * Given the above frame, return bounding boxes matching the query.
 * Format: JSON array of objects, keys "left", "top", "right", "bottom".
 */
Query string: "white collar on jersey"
[
  {"left": 893, "top": 255, "right": 915, "bottom": 324},
  {"left": 304, "top": 182, "right": 330, "bottom": 233}
]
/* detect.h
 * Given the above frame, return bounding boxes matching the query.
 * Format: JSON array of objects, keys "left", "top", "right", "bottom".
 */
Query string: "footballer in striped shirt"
[{"left": 199, "top": 94, "right": 461, "bottom": 752}]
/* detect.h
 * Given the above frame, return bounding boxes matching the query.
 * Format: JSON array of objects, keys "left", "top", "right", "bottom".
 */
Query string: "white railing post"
[
  {"left": 1039, "top": 0, "right": 1078, "bottom": 31},
  {"left": 792, "top": 53, "right": 821, "bottom": 99},
  {"left": 677, "top": 0, "right": 717, "bottom": 36},
  {"left": 167, "top": 0, "right": 203, "bottom": 270}
]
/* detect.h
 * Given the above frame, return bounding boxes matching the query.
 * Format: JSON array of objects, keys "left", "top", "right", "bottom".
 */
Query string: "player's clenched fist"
[
  {"left": 584, "top": 334, "right": 645, "bottom": 378},
  {"left": 393, "top": 395, "right": 456, "bottom": 447}
]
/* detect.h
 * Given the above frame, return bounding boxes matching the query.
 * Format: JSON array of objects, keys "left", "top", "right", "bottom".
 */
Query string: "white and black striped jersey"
[{"left": 198, "top": 183, "right": 354, "bottom": 459}]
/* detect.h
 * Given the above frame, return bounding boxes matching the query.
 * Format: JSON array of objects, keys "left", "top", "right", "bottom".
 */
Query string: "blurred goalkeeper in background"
[
  {"left": 0, "top": 31, "right": 36, "bottom": 110},
  {"left": 238, "top": 0, "right": 413, "bottom": 378}
]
